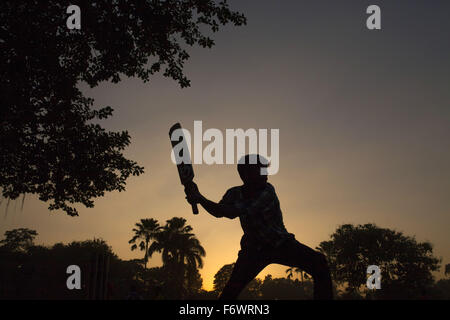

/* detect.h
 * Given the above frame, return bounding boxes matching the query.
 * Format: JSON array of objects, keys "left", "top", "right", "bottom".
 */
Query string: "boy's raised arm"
[
  {"left": 198, "top": 196, "right": 241, "bottom": 219},
  {"left": 185, "top": 183, "right": 242, "bottom": 219}
]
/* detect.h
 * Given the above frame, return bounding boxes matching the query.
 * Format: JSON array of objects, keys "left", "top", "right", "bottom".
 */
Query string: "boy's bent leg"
[
  {"left": 270, "top": 239, "right": 333, "bottom": 300},
  {"left": 219, "top": 249, "right": 267, "bottom": 300}
]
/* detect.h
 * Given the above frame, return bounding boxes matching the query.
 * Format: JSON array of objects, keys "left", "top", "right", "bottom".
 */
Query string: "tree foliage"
[
  {"left": 212, "top": 262, "right": 262, "bottom": 299},
  {"left": 318, "top": 223, "right": 441, "bottom": 299},
  {"left": 259, "top": 275, "right": 313, "bottom": 300},
  {"left": 213, "top": 263, "right": 234, "bottom": 294},
  {"left": 148, "top": 217, "right": 205, "bottom": 298},
  {"left": 432, "top": 279, "right": 450, "bottom": 300},
  {"left": 285, "top": 266, "right": 309, "bottom": 282},
  {"left": 0, "top": 228, "right": 38, "bottom": 252},
  {"left": 0, "top": 236, "right": 128, "bottom": 299},
  {"left": 213, "top": 266, "right": 314, "bottom": 300},
  {"left": 0, "top": 1, "right": 246, "bottom": 216},
  {"left": 1, "top": 225, "right": 449, "bottom": 299},
  {"left": 129, "top": 218, "right": 161, "bottom": 269}
]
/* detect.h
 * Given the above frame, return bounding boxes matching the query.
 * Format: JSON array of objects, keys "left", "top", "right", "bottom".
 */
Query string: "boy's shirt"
[{"left": 219, "top": 183, "right": 294, "bottom": 250}]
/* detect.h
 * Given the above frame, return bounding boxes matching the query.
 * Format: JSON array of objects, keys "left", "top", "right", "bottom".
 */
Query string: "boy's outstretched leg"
[
  {"left": 219, "top": 250, "right": 267, "bottom": 300},
  {"left": 271, "top": 238, "right": 333, "bottom": 300},
  {"left": 310, "top": 252, "right": 333, "bottom": 300}
]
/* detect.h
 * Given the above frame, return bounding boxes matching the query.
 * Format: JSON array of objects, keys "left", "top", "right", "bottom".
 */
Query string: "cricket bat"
[{"left": 169, "top": 122, "right": 199, "bottom": 215}]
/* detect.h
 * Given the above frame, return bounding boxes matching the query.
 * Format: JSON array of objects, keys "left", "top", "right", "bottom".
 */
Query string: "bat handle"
[
  {"left": 185, "top": 182, "right": 199, "bottom": 214},
  {"left": 191, "top": 203, "right": 199, "bottom": 215}
]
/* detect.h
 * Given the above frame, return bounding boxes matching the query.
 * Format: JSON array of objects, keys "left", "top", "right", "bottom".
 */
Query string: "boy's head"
[{"left": 237, "top": 154, "right": 269, "bottom": 187}]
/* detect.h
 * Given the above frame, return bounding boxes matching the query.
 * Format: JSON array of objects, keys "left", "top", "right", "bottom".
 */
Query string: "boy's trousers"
[{"left": 219, "top": 238, "right": 333, "bottom": 300}]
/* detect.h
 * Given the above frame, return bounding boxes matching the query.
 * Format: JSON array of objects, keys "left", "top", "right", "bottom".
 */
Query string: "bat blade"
[{"left": 169, "top": 123, "right": 199, "bottom": 214}]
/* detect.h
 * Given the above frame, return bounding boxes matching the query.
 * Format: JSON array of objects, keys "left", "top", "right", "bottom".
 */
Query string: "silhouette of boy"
[{"left": 185, "top": 154, "right": 333, "bottom": 300}]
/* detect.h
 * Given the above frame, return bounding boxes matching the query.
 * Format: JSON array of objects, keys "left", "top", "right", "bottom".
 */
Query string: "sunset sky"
[{"left": 1, "top": 1, "right": 449, "bottom": 291}]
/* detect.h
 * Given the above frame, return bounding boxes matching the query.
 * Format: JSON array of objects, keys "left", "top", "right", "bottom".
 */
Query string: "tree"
[
  {"left": 239, "top": 277, "right": 262, "bottom": 299},
  {"left": 149, "top": 217, "right": 205, "bottom": 298},
  {"left": 0, "top": 1, "right": 246, "bottom": 216},
  {"left": 259, "top": 275, "right": 313, "bottom": 300},
  {"left": 212, "top": 263, "right": 262, "bottom": 299},
  {"left": 129, "top": 218, "right": 161, "bottom": 270},
  {"left": 0, "top": 237, "right": 124, "bottom": 299},
  {"left": 213, "top": 263, "right": 235, "bottom": 294},
  {"left": 285, "top": 267, "right": 309, "bottom": 283},
  {"left": 150, "top": 217, "right": 205, "bottom": 271},
  {"left": 432, "top": 279, "right": 450, "bottom": 299},
  {"left": 0, "top": 228, "right": 38, "bottom": 252},
  {"left": 185, "top": 268, "right": 203, "bottom": 298},
  {"left": 178, "top": 234, "right": 205, "bottom": 296},
  {"left": 445, "top": 263, "right": 450, "bottom": 277},
  {"left": 318, "top": 223, "right": 441, "bottom": 299}
]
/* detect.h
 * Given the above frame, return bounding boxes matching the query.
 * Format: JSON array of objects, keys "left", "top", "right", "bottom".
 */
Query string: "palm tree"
[
  {"left": 178, "top": 233, "right": 206, "bottom": 290},
  {"left": 129, "top": 218, "right": 161, "bottom": 270},
  {"left": 149, "top": 217, "right": 205, "bottom": 298},
  {"left": 285, "top": 267, "right": 309, "bottom": 282}
]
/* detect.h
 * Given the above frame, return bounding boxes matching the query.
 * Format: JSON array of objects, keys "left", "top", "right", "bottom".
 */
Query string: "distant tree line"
[{"left": 1, "top": 223, "right": 449, "bottom": 299}]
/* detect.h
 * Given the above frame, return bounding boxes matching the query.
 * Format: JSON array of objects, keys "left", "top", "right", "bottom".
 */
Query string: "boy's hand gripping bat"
[{"left": 169, "top": 122, "right": 199, "bottom": 214}]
